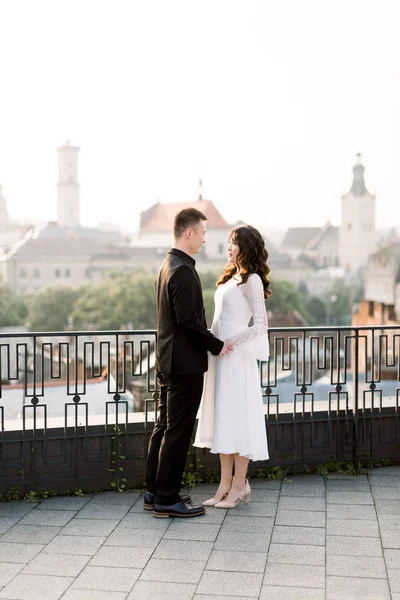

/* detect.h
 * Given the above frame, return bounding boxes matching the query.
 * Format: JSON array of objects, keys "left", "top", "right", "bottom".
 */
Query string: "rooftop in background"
[{"left": 140, "top": 199, "right": 230, "bottom": 232}]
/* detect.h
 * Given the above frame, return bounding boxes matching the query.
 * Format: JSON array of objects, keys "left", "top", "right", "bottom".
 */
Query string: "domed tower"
[
  {"left": 57, "top": 140, "right": 80, "bottom": 227},
  {"left": 339, "top": 153, "right": 376, "bottom": 272}
]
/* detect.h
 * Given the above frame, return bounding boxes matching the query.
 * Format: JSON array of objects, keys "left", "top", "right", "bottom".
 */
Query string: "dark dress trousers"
[{"left": 146, "top": 248, "right": 224, "bottom": 505}]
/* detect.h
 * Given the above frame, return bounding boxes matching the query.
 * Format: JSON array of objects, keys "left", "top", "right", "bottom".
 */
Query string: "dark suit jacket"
[{"left": 156, "top": 248, "right": 224, "bottom": 374}]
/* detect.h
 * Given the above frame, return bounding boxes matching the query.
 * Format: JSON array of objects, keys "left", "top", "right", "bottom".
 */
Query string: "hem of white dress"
[
  {"left": 193, "top": 442, "right": 212, "bottom": 449},
  {"left": 209, "top": 447, "right": 269, "bottom": 462}
]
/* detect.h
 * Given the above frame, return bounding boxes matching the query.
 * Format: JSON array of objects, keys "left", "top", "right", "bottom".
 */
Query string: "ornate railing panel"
[{"left": 0, "top": 326, "right": 399, "bottom": 493}]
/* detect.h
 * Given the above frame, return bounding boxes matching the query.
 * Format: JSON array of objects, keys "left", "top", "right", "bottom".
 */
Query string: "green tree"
[
  {"left": 70, "top": 274, "right": 157, "bottom": 331},
  {"left": 266, "top": 280, "right": 311, "bottom": 322},
  {"left": 323, "top": 279, "right": 353, "bottom": 326},
  {"left": 27, "top": 287, "right": 81, "bottom": 332},
  {"left": 0, "top": 281, "right": 28, "bottom": 328},
  {"left": 305, "top": 297, "right": 327, "bottom": 326}
]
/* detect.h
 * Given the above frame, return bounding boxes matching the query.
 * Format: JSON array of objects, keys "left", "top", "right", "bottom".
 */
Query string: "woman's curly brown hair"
[{"left": 217, "top": 225, "right": 272, "bottom": 299}]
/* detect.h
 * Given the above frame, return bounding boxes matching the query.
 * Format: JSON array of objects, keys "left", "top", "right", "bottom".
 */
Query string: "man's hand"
[{"left": 218, "top": 341, "right": 234, "bottom": 357}]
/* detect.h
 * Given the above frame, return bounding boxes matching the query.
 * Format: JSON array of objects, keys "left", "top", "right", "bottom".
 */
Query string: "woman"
[{"left": 194, "top": 224, "right": 271, "bottom": 508}]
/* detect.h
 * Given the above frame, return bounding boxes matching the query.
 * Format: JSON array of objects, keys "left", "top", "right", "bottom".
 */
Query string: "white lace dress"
[{"left": 194, "top": 273, "right": 269, "bottom": 461}]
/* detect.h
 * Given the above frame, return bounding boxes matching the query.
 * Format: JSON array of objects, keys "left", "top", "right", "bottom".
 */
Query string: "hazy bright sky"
[{"left": 0, "top": 0, "right": 399, "bottom": 232}]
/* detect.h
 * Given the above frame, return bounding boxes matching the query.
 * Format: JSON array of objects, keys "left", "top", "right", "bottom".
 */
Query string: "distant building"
[
  {"left": 281, "top": 222, "right": 339, "bottom": 268},
  {"left": 339, "top": 153, "right": 376, "bottom": 271},
  {"left": 139, "top": 185, "right": 232, "bottom": 260},
  {"left": 57, "top": 141, "right": 80, "bottom": 227},
  {"left": 281, "top": 154, "right": 378, "bottom": 274},
  {"left": 353, "top": 242, "right": 400, "bottom": 327}
]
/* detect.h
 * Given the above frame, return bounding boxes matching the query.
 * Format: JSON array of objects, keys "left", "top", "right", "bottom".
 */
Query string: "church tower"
[
  {"left": 339, "top": 153, "right": 376, "bottom": 272},
  {"left": 57, "top": 141, "right": 80, "bottom": 227},
  {"left": 0, "top": 186, "right": 9, "bottom": 232}
]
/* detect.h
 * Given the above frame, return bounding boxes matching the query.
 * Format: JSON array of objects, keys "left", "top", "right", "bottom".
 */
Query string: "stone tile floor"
[{"left": 1, "top": 467, "right": 400, "bottom": 599}]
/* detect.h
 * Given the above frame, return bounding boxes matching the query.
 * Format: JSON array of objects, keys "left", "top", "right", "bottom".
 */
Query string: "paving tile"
[
  {"left": 326, "top": 575, "right": 390, "bottom": 599},
  {"left": 249, "top": 490, "right": 280, "bottom": 503},
  {"left": 381, "top": 530, "right": 400, "bottom": 548},
  {"left": 393, "top": 595, "right": 400, "bottom": 600},
  {"left": 61, "top": 518, "right": 119, "bottom": 537},
  {"left": 0, "top": 563, "right": 24, "bottom": 586},
  {"left": 195, "top": 595, "right": 254, "bottom": 600},
  {"left": 0, "top": 542, "right": 44, "bottom": 563},
  {"left": 271, "top": 526, "right": 325, "bottom": 546},
  {"left": 326, "top": 479, "right": 370, "bottom": 492},
  {"left": 384, "top": 548, "right": 400, "bottom": 569},
  {"left": 127, "top": 581, "right": 196, "bottom": 599},
  {"left": 88, "top": 491, "right": 140, "bottom": 506},
  {"left": 326, "top": 535, "right": 383, "bottom": 556},
  {"left": 263, "top": 563, "right": 325, "bottom": 589},
  {"left": 327, "top": 491, "right": 373, "bottom": 505},
  {"left": 71, "top": 565, "right": 141, "bottom": 592},
  {"left": 375, "top": 500, "right": 400, "bottom": 514},
  {"left": 267, "top": 543, "right": 325, "bottom": 566},
  {"left": 222, "top": 502, "right": 277, "bottom": 517},
  {"left": 327, "top": 554, "right": 387, "bottom": 578},
  {"left": 74, "top": 504, "right": 130, "bottom": 520},
  {"left": 0, "top": 518, "right": 18, "bottom": 534},
  {"left": 163, "top": 522, "right": 220, "bottom": 542},
  {"left": 378, "top": 514, "right": 400, "bottom": 530},
  {"left": 43, "top": 535, "right": 106, "bottom": 555},
  {"left": 197, "top": 571, "right": 263, "bottom": 597},
  {"left": 35, "top": 496, "right": 92, "bottom": 511},
  {"left": 140, "top": 557, "right": 205, "bottom": 584},
  {"left": 248, "top": 479, "right": 281, "bottom": 489},
  {"left": 0, "top": 525, "right": 60, "bottom": 544},
  {"left": 387, "top": 569, "right": 400, "bottom": 592},
  {"left": 153, "top": 539, "right": 214, "bottom": 561},
  {"left": 369, "top": 467, "right": 400, "bottom": 476},
  {"left": 186, "top": 510, "right": 227, "bottom": 525},
  {"left": 327, "top": 504, "right": 377, "bottom": 520},
  {"left": 105, "top": 527, "right": 164, "bottom": 548},
  {"left": 283, "top": 476, "right": 323, "bottom": 486},
  {"left": 372, "top": 487, "right": 400, "bottom": 500},
  {"left": 214, "top": 531, "right": 271, "bottom": 552},
  {"left": 280, "top": 485, "right": 325, "bottom": 498},
  {"left": 370, "top": 477, "right": 400, "bottom": 488},
  {"left": 275, "top": 510, "right": 325, "bottom": 528},
  {"left": 326, "top": 474, "right": 368, "bottom": 481},
  {"left": 277, "top": 497, "right": 325, "bottom": 512},
  {"left": 117, "top": 513, "right": 171, "bottom": 530},
  {"left": 0, "top": 573, "right": 74, "bottom": 599},
  {"left": 63, "top": 591, "right": 128, "bottom": 600},
  {"left": 327, "top": 518, "right": 379, "bottom": 537},
  {"left": 260, "top": 587, "right": 324, "bottom": 599},
  {"left": 90, "top": 545, "right": 154, "bottom": 568},
  {"left": 22, "top": 552, "right": 90, "bottom": 576},
  {"left": 18, "top": 509, "right": 76, "bottom": 527},
  {"left": 206, "top": 549, "right": 267, "bottom": 573},
  {"left": 0, "top": 503, "right": 36, "bottom": 518},
  {"left": 221, "top": 515, "right": 274, "bottom": 533}
]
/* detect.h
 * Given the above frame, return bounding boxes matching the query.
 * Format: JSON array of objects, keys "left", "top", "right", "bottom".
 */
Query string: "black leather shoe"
[
  {"left": 143, "top": 491, "right": 192, "bottom": 511},
  {"left": 153, "top": 500, "right": 205, "bottom": 519}
]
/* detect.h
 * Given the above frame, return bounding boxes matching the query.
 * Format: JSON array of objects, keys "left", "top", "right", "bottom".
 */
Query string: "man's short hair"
[{"left": 174, "top": 207, "right": 207, "bottom": 239}]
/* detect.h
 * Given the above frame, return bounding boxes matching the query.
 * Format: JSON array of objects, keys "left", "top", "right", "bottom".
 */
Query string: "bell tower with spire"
[
  {"left": 339, "top": 153, "right": 376, "bottom": 272},
  {"left": 57, "top": 140, "right": 80, "bottom": 227}
]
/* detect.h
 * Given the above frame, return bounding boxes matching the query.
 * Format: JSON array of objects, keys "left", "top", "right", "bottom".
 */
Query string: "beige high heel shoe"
[
  {"left": 214, "top": 479, "right": 251, "bottom": 509},
  {"left": 202, "top": 485, "right": 232, "bottom": 507}
]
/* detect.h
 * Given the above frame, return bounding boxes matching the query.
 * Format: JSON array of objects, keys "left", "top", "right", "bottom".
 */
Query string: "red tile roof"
[{"left": 140, "top": 200, "right": 230, "bottom": 232}]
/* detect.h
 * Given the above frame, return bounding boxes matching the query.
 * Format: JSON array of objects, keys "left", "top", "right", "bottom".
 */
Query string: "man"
[{"left": 145, "top": 207, "right": 232, "bottom": 518}]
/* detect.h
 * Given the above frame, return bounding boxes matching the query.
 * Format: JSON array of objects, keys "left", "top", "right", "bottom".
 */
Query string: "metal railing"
[{"left": 0, "top": 326, "right": 399, "bottom": 493}]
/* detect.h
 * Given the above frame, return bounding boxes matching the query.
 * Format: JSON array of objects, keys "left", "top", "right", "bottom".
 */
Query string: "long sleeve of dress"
[{"left": 228, "top": 274, "right": 269, "bottom": 355}]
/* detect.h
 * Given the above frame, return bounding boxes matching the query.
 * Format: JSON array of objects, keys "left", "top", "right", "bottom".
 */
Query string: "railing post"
[{"left": 353, "top": 328, "right": 359, "bottom": 464}]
